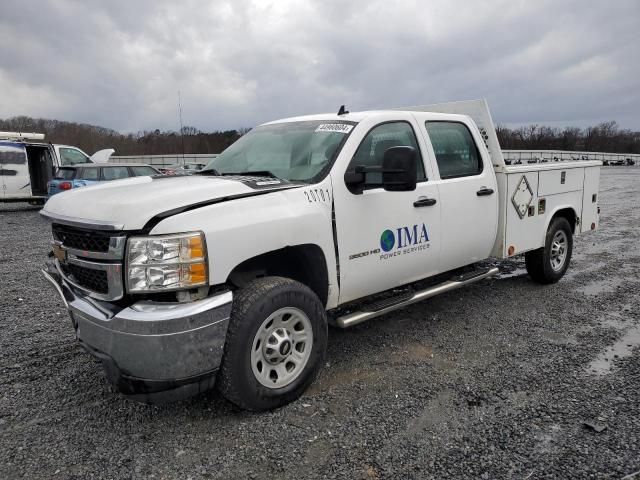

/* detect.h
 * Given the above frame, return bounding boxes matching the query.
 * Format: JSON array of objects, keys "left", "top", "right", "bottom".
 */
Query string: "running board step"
[
  {"left": 363, "top": 292, "right": 414, "bottom": 312},
  {"left": 334, "top": 267, "right": 499, "bottom": 328}
]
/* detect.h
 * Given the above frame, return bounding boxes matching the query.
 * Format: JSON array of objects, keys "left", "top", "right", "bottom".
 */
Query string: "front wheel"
[
  {"left": 525, "top": 217, "right": 573, "bottom": 284},
  {"left": 217, "top": 276, "right": 327, "bottom": 411}
]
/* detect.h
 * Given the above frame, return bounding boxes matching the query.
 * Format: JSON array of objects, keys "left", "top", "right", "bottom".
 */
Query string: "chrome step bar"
[{"left": 334, "top": 267, "right": 499, "bottom": 328}]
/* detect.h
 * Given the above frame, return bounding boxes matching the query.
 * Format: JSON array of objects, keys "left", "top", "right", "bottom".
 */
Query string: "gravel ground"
[{"left": 1, "top": 167, "right": 639, "bottom": 480}]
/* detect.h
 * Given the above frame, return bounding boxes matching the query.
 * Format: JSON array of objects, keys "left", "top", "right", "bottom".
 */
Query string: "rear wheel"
[
  {"left": 217, "top": 276, "right": 327, "bottom": 411},
  {"left": 525, "top": 217, "right": 573, "bottom": 284}
]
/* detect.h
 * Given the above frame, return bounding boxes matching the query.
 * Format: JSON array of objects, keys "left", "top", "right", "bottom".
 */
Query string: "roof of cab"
[
  {"left": 262, "top": 109, "right": 471, "bottom": 126},
  {"left": 263, "top": 110, "right": 389, "bottom": 125}
]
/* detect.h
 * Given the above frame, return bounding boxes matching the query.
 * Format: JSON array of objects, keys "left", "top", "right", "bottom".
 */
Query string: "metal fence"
[
  {"left": 111, "top": 150, "right": 639, "bottom": 167},
  {"left": 110, "top": 154, "right": 218, "bottom": 167},
  {"left": 503, "top": 150, "right": 640, "bottom": 165}
]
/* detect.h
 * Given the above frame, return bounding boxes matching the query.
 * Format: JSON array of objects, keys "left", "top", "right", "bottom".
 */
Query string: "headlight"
[{"left": 126, "top": 232, "right": 208, "bottom": 293}]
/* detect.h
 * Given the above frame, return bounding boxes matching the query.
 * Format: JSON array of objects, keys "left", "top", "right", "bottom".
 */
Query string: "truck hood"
[{"left": 41, "top": 175, "right": 294, "bottom": 230}]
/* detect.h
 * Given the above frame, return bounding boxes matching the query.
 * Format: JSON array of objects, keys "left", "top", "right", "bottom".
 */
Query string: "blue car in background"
[{"left": 47, "top": 163, "right": 161, "bottom": 197}]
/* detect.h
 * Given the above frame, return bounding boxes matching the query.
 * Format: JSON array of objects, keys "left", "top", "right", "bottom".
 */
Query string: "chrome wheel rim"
[
  {"left": 251, "top": 307, "right": 313, "bottom": 389},
  {"left": 550, "top": 230, "right": 568, "bottom": 271}
]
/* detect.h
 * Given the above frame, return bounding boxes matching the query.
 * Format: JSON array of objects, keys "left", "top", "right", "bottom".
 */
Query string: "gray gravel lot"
[{"left": 1, "top": 167, "right": 639, "bottom": 479}]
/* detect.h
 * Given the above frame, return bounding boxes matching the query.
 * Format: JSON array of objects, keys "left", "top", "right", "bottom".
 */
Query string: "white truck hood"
[{"left": 42, "top": 175, "right": 288, "bottom": 230}]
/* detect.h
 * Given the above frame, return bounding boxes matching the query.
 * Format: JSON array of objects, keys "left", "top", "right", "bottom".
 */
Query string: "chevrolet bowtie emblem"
[{"left": 52, "top": 241, "right": 67, "bottom": 263}]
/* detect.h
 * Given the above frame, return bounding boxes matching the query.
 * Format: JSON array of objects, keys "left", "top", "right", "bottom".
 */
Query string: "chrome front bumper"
[{"left": 42, "top": 262, "right": 233, "bottom": 398}]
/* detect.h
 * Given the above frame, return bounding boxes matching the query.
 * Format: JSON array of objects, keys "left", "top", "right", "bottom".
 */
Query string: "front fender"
[{"left": 149, "top": 178, "right": 339, "bottom": 307}]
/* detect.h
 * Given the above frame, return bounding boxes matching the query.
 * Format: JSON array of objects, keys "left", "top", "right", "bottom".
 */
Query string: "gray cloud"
[{"left": 1, "top": 0, "right": 639, "bottom": 131}]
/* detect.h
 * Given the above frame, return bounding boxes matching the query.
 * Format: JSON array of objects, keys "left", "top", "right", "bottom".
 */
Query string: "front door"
[{"left": 332, "top": 118, "right": 442, "bottom": 304}]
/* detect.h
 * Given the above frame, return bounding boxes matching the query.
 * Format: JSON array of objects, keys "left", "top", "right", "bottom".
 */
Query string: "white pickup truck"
[
  {"left": 0, "top": 131, "right": 114, "bottom": 203},
  {"left": 41, "top": 100, "right": 601, "bottom": 410}
]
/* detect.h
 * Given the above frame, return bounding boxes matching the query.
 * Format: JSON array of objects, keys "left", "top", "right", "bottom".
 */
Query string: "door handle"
[
  {"left": 413, "top": 197, "right": 437, "bottom": 207},
  {"left": 476, "top": 187, "right": 494, "bottom": 196}
]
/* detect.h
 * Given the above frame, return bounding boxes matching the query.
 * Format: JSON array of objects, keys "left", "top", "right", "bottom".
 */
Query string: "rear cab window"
[{"left": 425, "top": 122, "right": 483, "bottom": 179}]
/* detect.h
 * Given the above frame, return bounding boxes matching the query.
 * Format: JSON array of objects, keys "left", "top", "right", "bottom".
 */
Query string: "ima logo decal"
[{"left": 380, "top": 224, "right": 430, "bottom": 252}]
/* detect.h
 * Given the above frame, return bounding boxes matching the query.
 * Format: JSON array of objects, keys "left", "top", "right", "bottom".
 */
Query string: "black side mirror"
[
  {"left": 382, "top": 146, "right": 417, "bottom": 192},
  {"left": 344, "top": 169, "right": 366, "bottom": 194}
]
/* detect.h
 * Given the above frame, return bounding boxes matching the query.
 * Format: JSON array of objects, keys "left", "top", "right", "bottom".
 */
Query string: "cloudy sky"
[{"left": 1, "top": 0, "right": 639, "bottom": 132}]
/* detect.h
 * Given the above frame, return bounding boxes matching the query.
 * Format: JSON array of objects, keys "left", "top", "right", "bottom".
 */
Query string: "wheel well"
[
  {"left": 227, "top": 244, "right": 329, "bottom": 306},
  {"left": 552, "top": 207, "right": 577, "bottom": 233}
]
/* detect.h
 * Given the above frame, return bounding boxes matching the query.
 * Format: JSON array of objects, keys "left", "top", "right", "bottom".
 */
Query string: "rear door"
[
  {"left": 415, "top": 115, "right": 499, "bottom": 272},
  {"left": 332, "top": 114, "right": 442, "bottom": 304}
]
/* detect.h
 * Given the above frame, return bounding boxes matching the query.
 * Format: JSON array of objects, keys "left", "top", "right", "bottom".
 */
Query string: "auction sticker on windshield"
[{"left": 315, "top": 124, "right": 354, "bottom": 134}]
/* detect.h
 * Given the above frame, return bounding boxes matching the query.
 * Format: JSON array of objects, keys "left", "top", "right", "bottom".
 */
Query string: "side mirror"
[
  {"left": 382, "top": 146, "right": 417, "bottom": 192},
  {"left": 344, "top": 169, "right": 366, "bottom": 194}
]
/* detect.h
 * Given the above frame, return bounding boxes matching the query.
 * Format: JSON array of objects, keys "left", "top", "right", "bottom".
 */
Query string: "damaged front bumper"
[{"left": 42, "top": 261, "right": 232, "bottom": 402}]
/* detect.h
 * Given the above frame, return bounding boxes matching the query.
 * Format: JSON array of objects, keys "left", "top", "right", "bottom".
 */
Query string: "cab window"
[
  {"left": 59, "top": 147, "right": 90, "bottom": 166},
  {"left": 347, "top": 121, "right": 426, "bottom": 189},
  {"left": 425, "top": 122, "right": 483, "bottom": 179},
  {"left": 101, "top": 166, "right": 130, "bottom": 180}
]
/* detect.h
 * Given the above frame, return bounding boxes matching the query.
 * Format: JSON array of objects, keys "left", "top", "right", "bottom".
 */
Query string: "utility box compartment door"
[
  {"left": 538, "top": 168, "right": 583, "bottom": 196},
  {"left": 580, "top": 167, "right": 600, "bottom": 233},
  {"left": 503, "top": 171, "right": 545, "bottom": 256}
]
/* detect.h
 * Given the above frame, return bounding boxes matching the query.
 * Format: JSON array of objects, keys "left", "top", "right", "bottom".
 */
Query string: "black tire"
[
  {"left": 525, "top": 217, "right": 573, "bottom": 284},
  {"left": 217, "top": 276, "right": 327, "bottom": 411}
]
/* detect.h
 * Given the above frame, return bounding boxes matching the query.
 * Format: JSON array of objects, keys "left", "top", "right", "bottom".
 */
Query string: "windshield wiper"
[
  {"left": 221, "top": 170, "right": 281, "bottom": 179},
  {"left": 197, "top": 168, "right": 221, "bottom": 176}
]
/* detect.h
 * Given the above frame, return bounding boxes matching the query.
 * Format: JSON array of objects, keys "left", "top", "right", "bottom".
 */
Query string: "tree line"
[
  {"left": 0, "top": 116, "right": 243, "bottom": 156},
  {"left": 1, "top": 116, "right": 639, "bottom": 155},
  {"left": 496, "top": 121, "right": 640, "bottom": 153}
]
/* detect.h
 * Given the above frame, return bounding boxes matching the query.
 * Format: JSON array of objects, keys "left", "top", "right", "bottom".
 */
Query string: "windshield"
[{"left": 203, "top": 120, "right": 356, "bottom": 182}]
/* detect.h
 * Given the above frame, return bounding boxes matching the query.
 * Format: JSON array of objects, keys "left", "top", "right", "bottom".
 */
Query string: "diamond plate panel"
[{"left": 511, "top": 175, "right": 533, "bottom": 219}]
